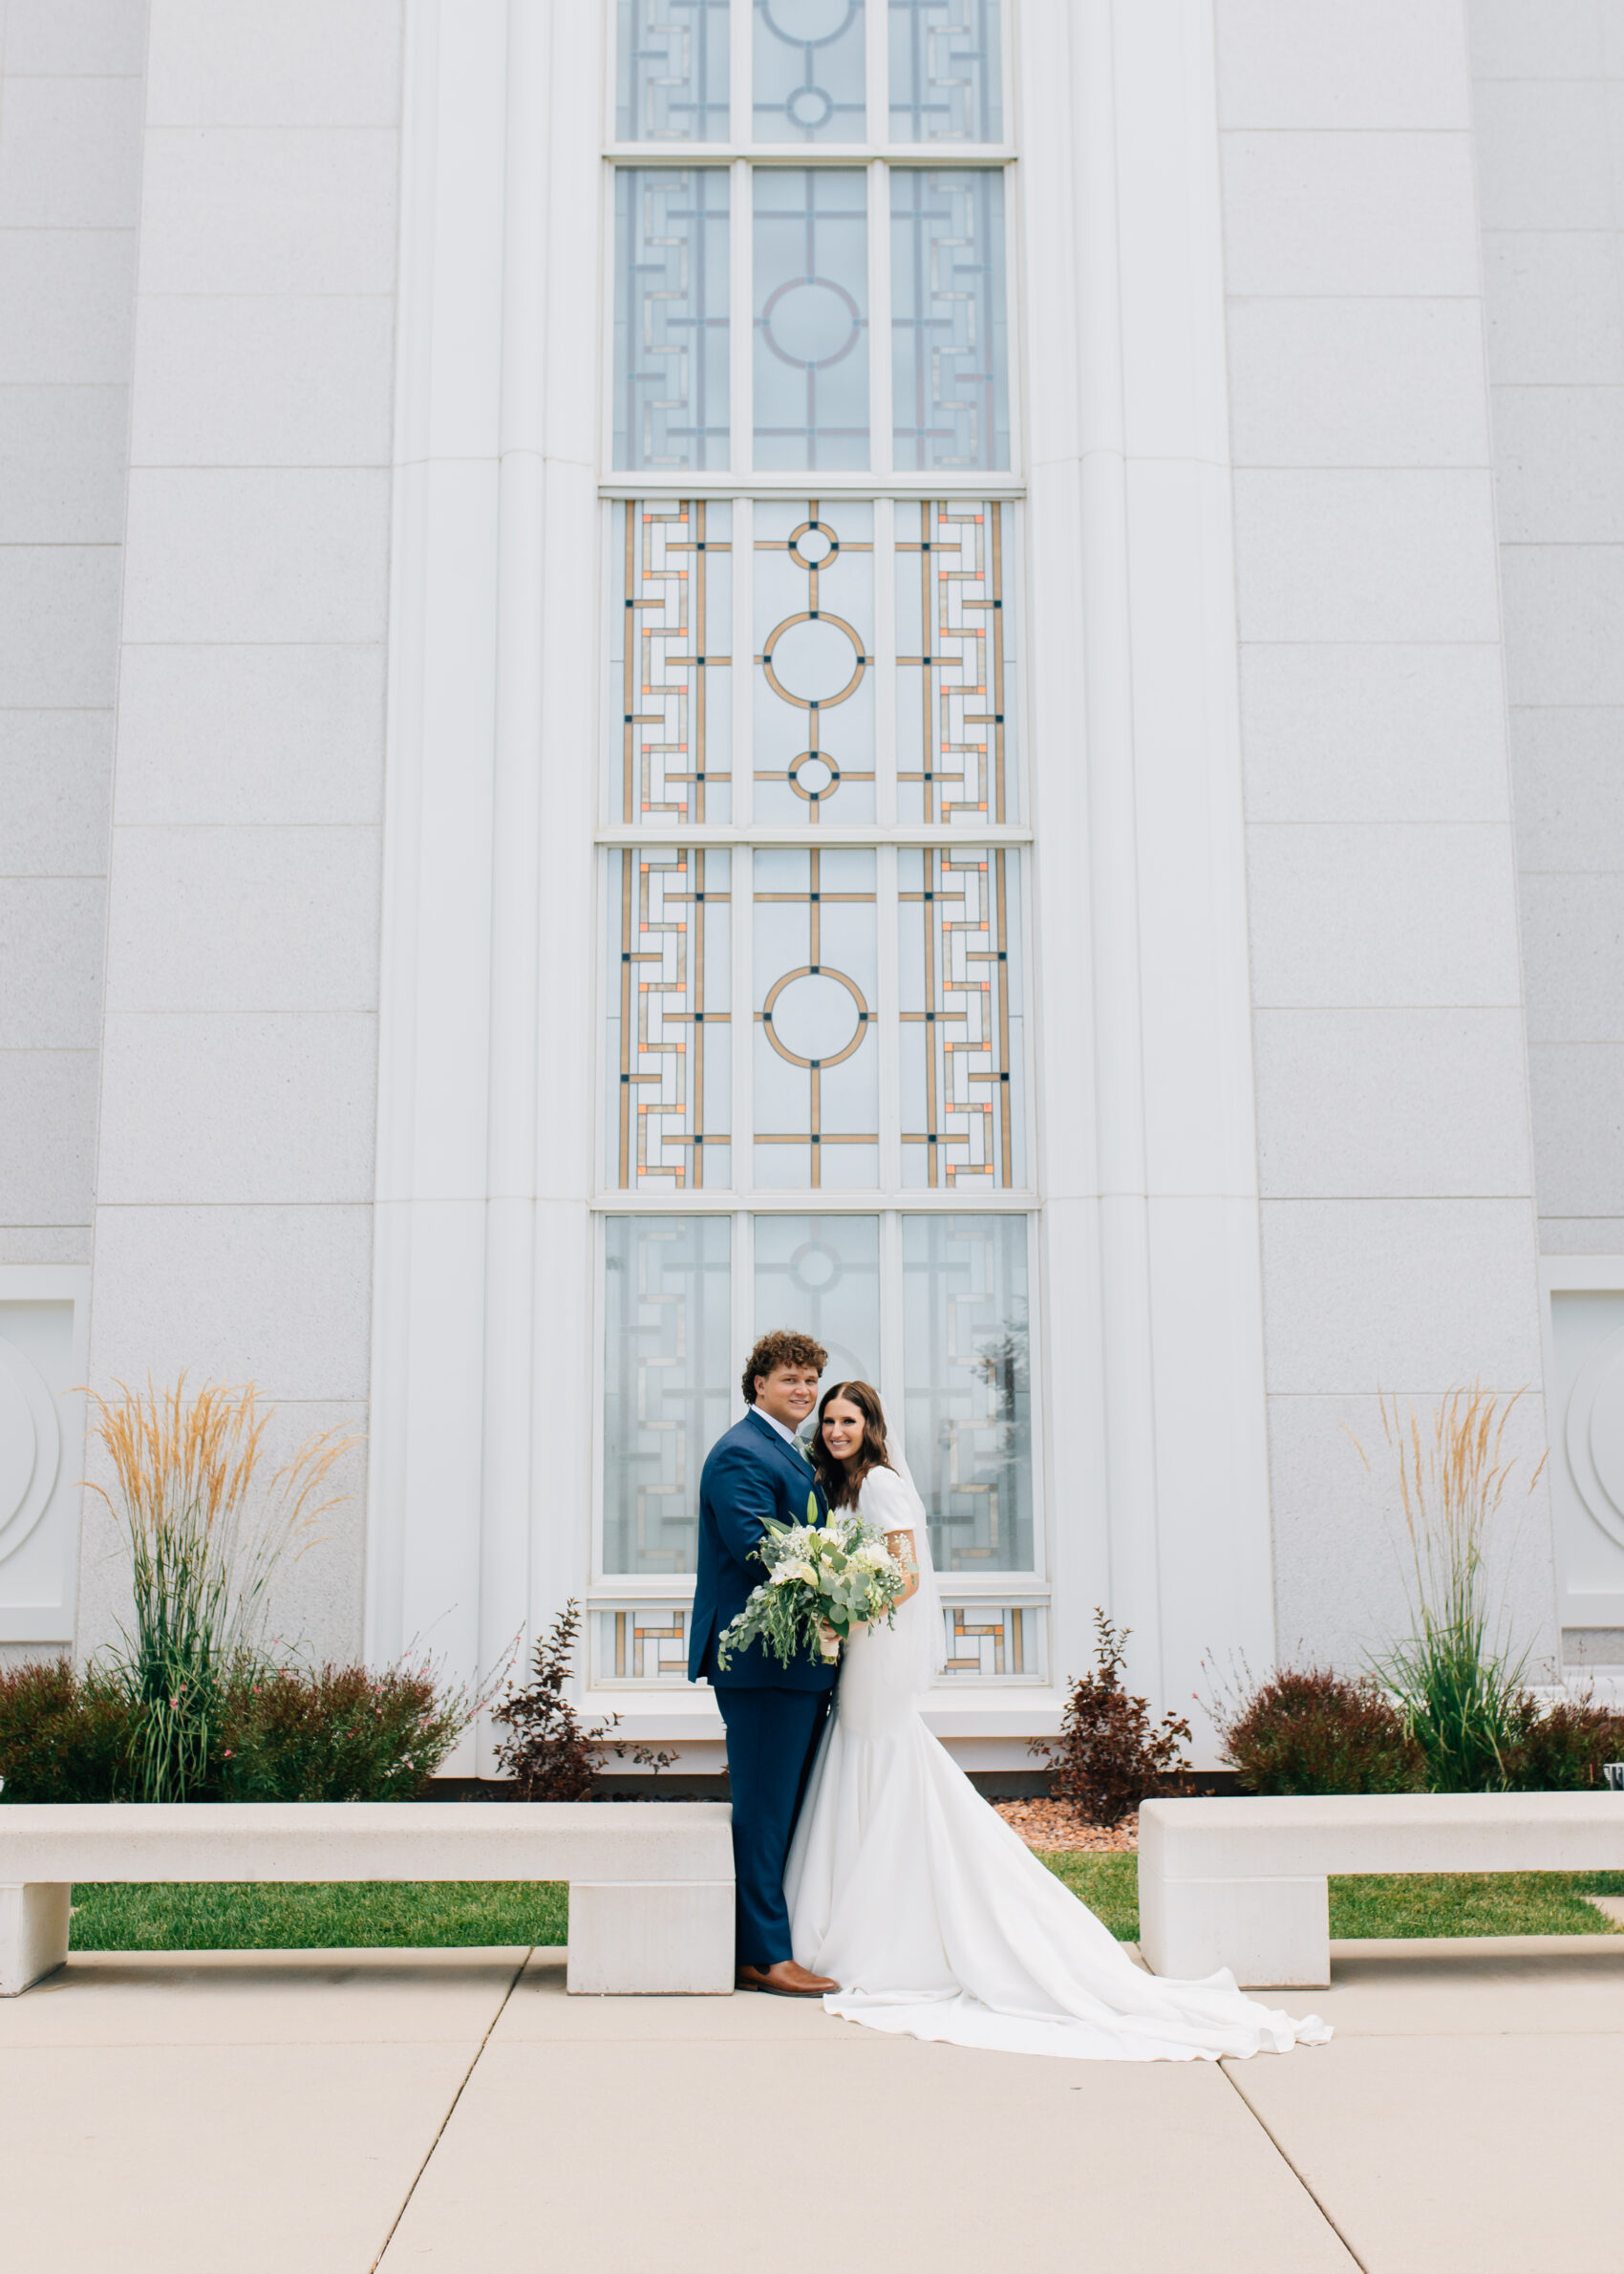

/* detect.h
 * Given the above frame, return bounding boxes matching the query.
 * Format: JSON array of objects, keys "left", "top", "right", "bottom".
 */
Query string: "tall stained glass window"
[{"left": 599, "top": 1, "right": 1037, "bottom": 1667}]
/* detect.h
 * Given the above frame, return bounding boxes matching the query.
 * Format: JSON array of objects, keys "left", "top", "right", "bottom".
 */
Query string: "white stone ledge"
[
  {"left": 1139, "top": 1793, "right": 1624, "bottom": 1987},
  {"left": 0, "top": 1801, "right": 736, "bottom": 1998}
]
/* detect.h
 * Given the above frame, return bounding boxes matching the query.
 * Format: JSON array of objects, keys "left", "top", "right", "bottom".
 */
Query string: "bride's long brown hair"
[{"left": 811, "top": 1380, "right": 894, "bottom": 1511}]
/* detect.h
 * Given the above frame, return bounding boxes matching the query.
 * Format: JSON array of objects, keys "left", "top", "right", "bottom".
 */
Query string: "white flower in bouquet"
[{"left": 715, "top": 1495, "right": 913, "bottom": 1674}]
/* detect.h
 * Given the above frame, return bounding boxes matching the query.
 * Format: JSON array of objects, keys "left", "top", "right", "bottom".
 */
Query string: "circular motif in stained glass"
[
  {"left": 790, "top": 1241, "right": 842, "bottom": 1294},
  {"left": 760, "top": 277, "right": 863, "bottom": 368},
  {"left": 759, "top": 0, "right": 860, "bottom": 43},
  {"left": 761, "top": 612, "right": 865, "bottom": 708},
  {"left": 790, "top": 752, "right": 838, "bottom": 800},
  {"left": 761, "top": 966, "right": 869, "bottom": 1066},
  {"left": 789, "top": 521, "right": 837, "bottom": 568},
  {"left": 786, "top": 84, "right": 835, "bottom": 130}
]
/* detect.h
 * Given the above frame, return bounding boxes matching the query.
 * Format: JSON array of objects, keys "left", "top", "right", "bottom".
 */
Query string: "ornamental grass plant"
[
  {"left": 86, "top": 1377, "right": 353, "bottom": 1802},
  {"left": 1353, "top": 1386, "right": 1547, "bottom": 1792}
]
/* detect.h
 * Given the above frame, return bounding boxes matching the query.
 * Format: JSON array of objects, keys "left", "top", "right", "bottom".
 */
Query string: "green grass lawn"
[
  {"left": 68, "top": 1859, "right": 1624, "bottom": 1955},
  {"left": 1038, "top": 1852, "right": 1624, "bottom": 1941},
  {"left": 71, "top": 1879, "right": 569, "bottom": 1953}
]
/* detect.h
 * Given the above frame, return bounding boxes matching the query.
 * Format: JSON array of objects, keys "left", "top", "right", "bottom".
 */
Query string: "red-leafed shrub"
[
  {"left": 1030, "top": 1610, "right": 1192, "bottom": 1828},
  {"left": 0, "top": 1658, "right": 137, "bottom": 1803},
  {"left": 491, "top": 1602, "right": 674, "bottom": 1800},
  {"left": 215, "top": 1663, "right": 466, "bottom": 1801},
  {"left": 1215, "top": 1665, "right": 1425, "bottom": 1796}
]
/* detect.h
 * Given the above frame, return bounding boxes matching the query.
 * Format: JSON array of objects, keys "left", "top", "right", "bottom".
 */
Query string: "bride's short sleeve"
[{"left": 862, "top": 1466, "right": 917, "bottom": 1532}]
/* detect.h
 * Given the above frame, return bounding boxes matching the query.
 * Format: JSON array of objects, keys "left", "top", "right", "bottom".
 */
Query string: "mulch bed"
[{"left": 994, "top": 1797, "right": 1138, "bottom": 1853}]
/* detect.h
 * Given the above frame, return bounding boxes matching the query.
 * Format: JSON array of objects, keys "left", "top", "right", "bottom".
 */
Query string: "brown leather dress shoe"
[{"left": 736, "top": 1959, "right": 838, "bottom": 1997}]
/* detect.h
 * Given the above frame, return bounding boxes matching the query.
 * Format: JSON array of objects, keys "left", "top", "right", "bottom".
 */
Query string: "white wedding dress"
[{"left": 784, "top": 1461, "right": 1331, "bottom": 2063}]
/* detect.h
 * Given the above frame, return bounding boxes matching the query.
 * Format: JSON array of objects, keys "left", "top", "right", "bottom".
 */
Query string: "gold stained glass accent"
[
  {"left": 620, "top": 500, "right": 733, "bottom": 826},
  {"left": 615, "top": 846, "right": 732, "bottom": 1189},
  {"left": 594, "top": 1604, "right": 692, "bottom": 1683},
  {"left": 896, "top": 498, "right": 1010, "bottom": 824},
  {"left": 939, "top": 1603, "right": 1041, "bottom": 1680},
  {"left": 899, "top": 844, "right": 1020, "bottom": 1186},
  {"left": 754, "top": 499, "right": 876, "bottom": 826}
]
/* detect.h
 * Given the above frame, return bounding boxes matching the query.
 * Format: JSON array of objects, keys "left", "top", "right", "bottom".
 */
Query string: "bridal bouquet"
[{"left": 716, "top": 1497, "right": 914, "bottom": 1672}]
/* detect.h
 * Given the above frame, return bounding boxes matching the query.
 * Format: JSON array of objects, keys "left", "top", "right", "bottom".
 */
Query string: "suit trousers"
[{"left": 715, "top": 1684, "right": 831, "bottom": 1967}]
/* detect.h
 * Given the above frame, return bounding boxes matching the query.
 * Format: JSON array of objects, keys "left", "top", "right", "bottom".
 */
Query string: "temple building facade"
[{"left": 4, "top": 0, "right": 1623, "bottom": 1771}]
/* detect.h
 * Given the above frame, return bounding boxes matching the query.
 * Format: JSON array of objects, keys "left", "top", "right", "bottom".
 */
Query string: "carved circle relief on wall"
[
  {"left": 1565, "top": 1320, "right": 1624, "bottom": 1554},
  {"left": 0, "top": 1335, "right": 62, "bottom": 1565}
]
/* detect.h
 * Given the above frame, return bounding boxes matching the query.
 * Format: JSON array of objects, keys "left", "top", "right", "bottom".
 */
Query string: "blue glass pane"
[
  {"left": 903, "top": 1213, "right": 1032, "bottom": 1572},
  {"left": 891, "top": 166, "right": 1008, "bottom": 470},
  {"left": 603, "top": 1214, "right": 734, "bottom": 1575},
  {"left": 754, "top": 0, "right": 865, "bottom": 143},
  {"left": 888, "top": 0, "right": 1001, "bottom": 142},
  {"left": 754, "top": 167, "right": 869, "bottom": 471},
  {"left": 613, "top": 168, "right": 731, "bottom": 473},
  {"left": 617, "top": 0, "right": 732, "bottom": 141},
  {"left": 753, "top": 1215, "right": 881, "bottom": 1388}
]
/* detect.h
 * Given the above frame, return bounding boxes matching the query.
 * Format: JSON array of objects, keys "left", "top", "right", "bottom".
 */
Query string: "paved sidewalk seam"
[
  {"left": 368, "top": 1944, "right": 533, "bottom": 2273},
  {"left": 1218, "top": 2058, "right": 1369, "bottom": 2273}
]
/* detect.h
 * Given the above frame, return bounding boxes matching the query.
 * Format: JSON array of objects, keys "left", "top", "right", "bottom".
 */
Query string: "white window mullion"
[
  {"left": 872, "top": 493, "right": 897, "bottom": 825},
  {"left": 876, "top": 841, "right": 901, "bottom": 1188},
  {"left": 730, "top": 158, "right": 752, "bottom": 476},
  {"left": 867, "top": 158, "right": 892, "bottom": 480}
]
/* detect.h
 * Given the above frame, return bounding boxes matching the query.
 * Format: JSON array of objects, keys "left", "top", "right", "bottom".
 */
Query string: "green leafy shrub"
[
  {"left": 215, "top": 1663, "right": 467, "bottom": 1802},
  {"left": 1029, "top": 1610, "right": 1191, "bottom": 1828},
  {"left": 1215, "top": 1665, "right": 1425, "bottom": 1795},
  {"left": 0, "top": 1658, "right": 137, "bottom": 1803}
]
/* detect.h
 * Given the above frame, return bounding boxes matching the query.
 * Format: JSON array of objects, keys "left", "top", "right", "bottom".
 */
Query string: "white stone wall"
[
  {"left": 1469, "top": 2, "right": 1624, "bottom": 1254},
  {"left": 1215, "top": 0, "right": 1559, "bottom": 1674},
  {"left": 0, "top": 1, "right": 146, "bottom": 1269},
  {"left": 76, "top": 1, "right": 402, "bottom": 1663}
]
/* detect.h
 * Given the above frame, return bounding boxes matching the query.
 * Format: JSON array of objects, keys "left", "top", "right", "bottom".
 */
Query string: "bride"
[{"left": 784, "top": 1381, "right": 1331, "bottom": 2063}]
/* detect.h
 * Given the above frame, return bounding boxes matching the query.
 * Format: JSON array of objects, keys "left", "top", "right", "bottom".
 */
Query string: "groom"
[{"left": 690, "top": 1328, "right": 840, "bottom": 1997}]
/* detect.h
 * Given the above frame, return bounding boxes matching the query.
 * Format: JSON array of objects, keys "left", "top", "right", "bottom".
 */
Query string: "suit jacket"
[{"left": 688, "top": 1407, "right": 837, "bottom": 1691}]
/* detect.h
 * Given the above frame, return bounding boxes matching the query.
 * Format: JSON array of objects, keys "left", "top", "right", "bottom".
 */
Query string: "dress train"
[{"left": 783, "top": 1466, "right": 1330, "bottom": 2063}]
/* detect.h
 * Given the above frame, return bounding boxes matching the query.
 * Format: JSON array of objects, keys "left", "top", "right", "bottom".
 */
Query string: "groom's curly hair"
[{"left": 742, "top": 1329, "right": 827, "bottom": 1405}]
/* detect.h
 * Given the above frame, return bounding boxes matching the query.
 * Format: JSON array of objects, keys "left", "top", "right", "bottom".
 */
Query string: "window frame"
[
  {"left": 600, "top": 4, "right": 1022, "bottom": 487},
  {"left": 588, "top": 0, "right": 1043, "bottom": 1675}
]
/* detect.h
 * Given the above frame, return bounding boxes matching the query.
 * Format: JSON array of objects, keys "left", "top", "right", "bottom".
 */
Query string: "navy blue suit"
[{"left": 690, "top": 1407, "right": 838, "bottom": 1966}]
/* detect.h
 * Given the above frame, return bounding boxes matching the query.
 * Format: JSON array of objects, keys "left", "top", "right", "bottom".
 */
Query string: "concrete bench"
[
  {"left": 1139, "top": 1791, "right": 1624, "bottom": 1988},
  {"left": 0, "top": 1799, "right": 735, "bottom": 1997}
]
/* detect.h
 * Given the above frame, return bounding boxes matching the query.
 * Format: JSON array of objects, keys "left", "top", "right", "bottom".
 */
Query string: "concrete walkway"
[{"left": 3, "top": 1936, "right": 1621, "bottom": 2272}]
